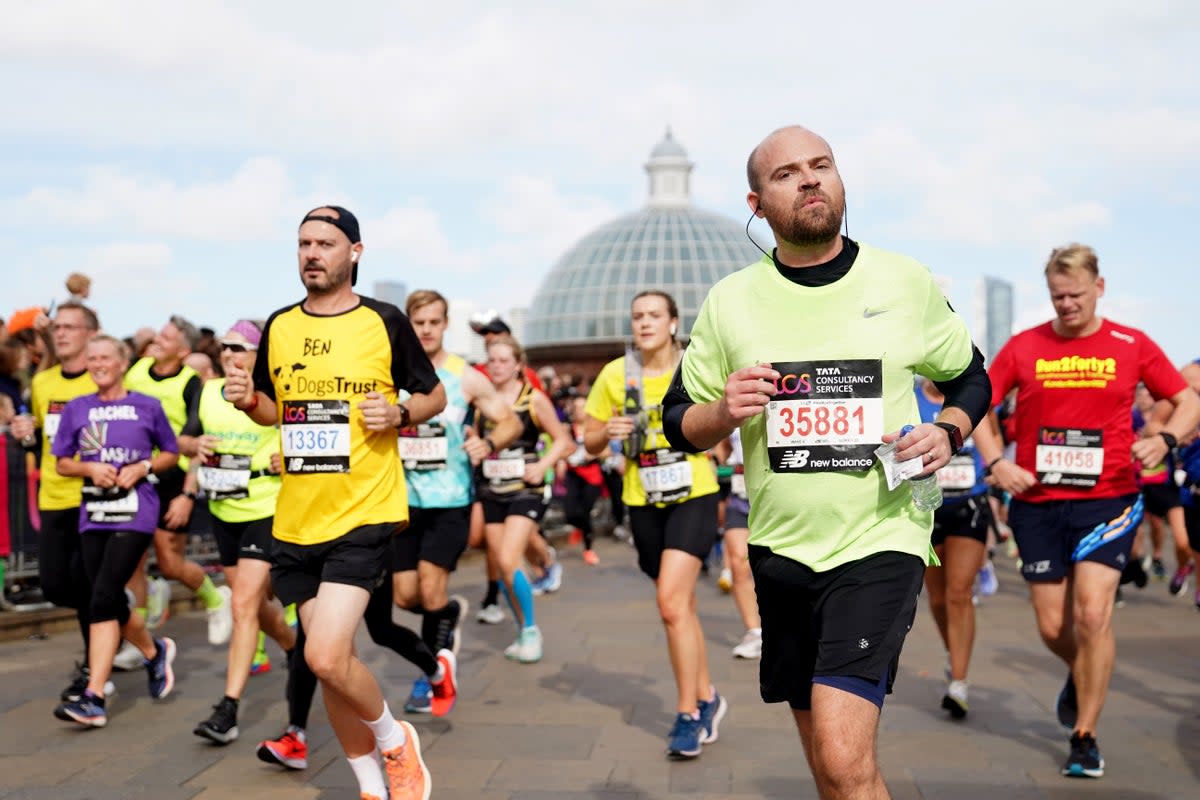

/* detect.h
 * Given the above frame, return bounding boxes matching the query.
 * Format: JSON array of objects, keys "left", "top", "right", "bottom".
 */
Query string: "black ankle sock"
[{"left": 483, "top": 581, "right": 499, "bottom": 607}]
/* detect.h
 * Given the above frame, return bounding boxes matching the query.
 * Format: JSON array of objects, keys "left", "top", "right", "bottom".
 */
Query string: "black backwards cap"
[{"left": 300, "top": 205, "right": 362, "bottom": 285}]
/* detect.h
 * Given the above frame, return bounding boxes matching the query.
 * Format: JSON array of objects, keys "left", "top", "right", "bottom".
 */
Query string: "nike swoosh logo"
[{"left": 863, "top": 307, "right": 888, "bottom": 318}]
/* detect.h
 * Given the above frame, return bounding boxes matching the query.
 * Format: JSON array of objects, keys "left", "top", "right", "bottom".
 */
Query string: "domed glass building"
[{"left": 525, "top": 130, "right": 764, "bottom": 369}]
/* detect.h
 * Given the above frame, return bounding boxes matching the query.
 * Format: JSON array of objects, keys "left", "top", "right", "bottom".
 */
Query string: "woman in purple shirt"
[{"left": 50, "top": 335, "right": 181, "bottom": 728}]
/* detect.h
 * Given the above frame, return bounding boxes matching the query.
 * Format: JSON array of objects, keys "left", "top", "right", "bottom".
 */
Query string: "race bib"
[
  {"left": 482, "top": 455, "right": 527, "bottom": 481},
  {"left": 44, "top": 400, "right": 67, "bottom": 445},
  {"left": 765, "top": 360, "right": 883, "bottom": 473},
  {"left": 198, "top": 454, "right": 252, "bottom": 500},
  {"left": 638, "top": 449, "right": 693, "bottom": 504},
  {"left": 937, "top": 455, "right": 978, "bottom": 492},
  {"left": 399, "top": 423, "right": 449, "bottom": 471},
  {"left": 281, "top": 400, "right": 351, "bottom": 474},
  {"left": 1035, "top": 427, "right": 1103, "bottom": 488},
  {"left": 85, "top": 488, "right": 138, "bottom": 523},
  {"left": 730, "top": 466, "right": 747, "bottom": 499}
]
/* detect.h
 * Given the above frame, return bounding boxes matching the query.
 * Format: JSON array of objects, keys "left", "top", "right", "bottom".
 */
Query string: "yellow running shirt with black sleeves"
[
  {"left": 124, "top": 357, "right": 200, "bottom": 471},
  {"left": 586, "top": 356, "right": 718, "bottom": 508},
  {"left": 31, "top": 365, "right": 97, "bottom": 510},
  {"left": 252, "top": 298, "right": 441, "bottom": 546},
  {"left": 196, "top": 378, "right": 281, "bottom": 524}
]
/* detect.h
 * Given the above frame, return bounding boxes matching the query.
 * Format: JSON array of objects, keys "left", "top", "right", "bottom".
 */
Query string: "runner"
[
  {"left": 714, "top": 429, "right": 762, "bottom": 660},
  {"left": 172, "top": 320, "right": 298, "bottom": 745},
  {"left": 916, "top": 377, "right": 989, "bottom": 719},
  {"left": 123, "top": 315, "right": 232, "bottom": 648},
  {"left": 51, "top": 335, "right": 179, "bottom": 727},
  {"left": 223, "top": 205, "right": 444, "bottom": 799},
  {"left": 585, "top": 290, "right": 729, "bottom": 760},
  {"left": 398, "top": 289, "right": 520, "bottom": 712},
  {"left": 561, "top": 394, "right": 605, "bottom": 565},
  {"left": 475, "top": 334, "right": 573, "bottom": 663},
  {"left": 662, "top": 125, "right": 989, "bottom": 792},
  {"left": 1132, "top": 386, "right": 1194, "bottom": 594},
  {"left": 973, "top": 243, "right": 1200, "bottom": 778},
  {"left": 9, "top": 303, "right": 103, "bottom": 701}
]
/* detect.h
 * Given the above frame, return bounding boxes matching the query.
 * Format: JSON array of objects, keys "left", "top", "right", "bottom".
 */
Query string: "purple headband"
[{"left": 223, "top": 319, "right": 262, "bottom": 347}]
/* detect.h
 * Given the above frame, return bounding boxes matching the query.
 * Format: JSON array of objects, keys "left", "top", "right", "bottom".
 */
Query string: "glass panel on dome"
[
  {"left": 663, "top": 264, "right": 675, "bottom": 284},
  {"left": 624, "top": 264, "right": 638, "bottom": 285},
  {"left": 585, "top": 318, "right": 597, "bottom": 338},
  {"left": 645, "top": 244, "right": 657, "bottom": 260},
  {"left": 644, "top": 264, "right": 658, "bottom": 284},
  {"left": 679, "top": 243, "right": 691, "bottom": 260}
]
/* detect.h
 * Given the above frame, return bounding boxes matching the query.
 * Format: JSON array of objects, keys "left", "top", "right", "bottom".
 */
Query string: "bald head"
[{"left": 746, "top": 126, "right": 835, "bottom": 193}]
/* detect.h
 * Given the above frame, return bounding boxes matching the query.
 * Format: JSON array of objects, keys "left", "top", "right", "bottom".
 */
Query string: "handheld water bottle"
[{"left": 902, "top": 425, "right": 943, "bottom": 512}]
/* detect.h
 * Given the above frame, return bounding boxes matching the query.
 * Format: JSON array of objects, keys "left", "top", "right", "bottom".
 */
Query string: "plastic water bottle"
[
  {"left": 902, "top": 425, "right": 943, "bottom": 511},
  {"left": 17, "top": 404, "right": 37, "bottom": 449}
]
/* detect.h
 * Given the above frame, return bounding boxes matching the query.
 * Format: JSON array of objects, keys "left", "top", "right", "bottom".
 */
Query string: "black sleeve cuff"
[
  {"left": 662, "top": 362, "right": 704, "bottom": 454},
  {"left": 932, "top": 345, "right": 992, "bottom": 431}
]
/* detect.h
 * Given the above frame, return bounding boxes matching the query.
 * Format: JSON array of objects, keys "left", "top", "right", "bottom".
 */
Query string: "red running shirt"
[{"left": 989, "top": 319, "right": 1186, "bottom": 502}]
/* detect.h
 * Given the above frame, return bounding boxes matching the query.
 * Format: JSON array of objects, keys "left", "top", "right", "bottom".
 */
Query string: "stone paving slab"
[{"left": 1, "top": 537, "right": 1198, "bottom": 798}]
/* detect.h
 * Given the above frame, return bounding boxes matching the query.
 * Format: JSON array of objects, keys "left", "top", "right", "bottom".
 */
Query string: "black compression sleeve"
[
  {"left": 181, "top": 382, "right": 203, "bottom": 437},
  {"left": 932, "top": 345, "right": 991, "bottom": 431},
  {"left": 662, "top": 362, "right": 704, "bottom": 454}
]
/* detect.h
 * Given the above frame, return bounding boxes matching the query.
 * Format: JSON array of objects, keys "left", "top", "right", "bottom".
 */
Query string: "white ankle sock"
[
  {"left": 347, "top": 752, "right": 385, "bottom": 797},
  {"left": 363, "top": 703, "right": 406, "bottom": 751},
  {"left": 431, "top": 662, "right": 445, "bottom": 683},
  {"left": 947, "top": 679, "right": 969, "bottom": 703}
]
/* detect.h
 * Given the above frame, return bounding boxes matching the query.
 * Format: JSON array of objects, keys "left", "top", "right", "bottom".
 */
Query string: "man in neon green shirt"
[{"left": 663, "top": 126, "right": 990, "bottom": 799}]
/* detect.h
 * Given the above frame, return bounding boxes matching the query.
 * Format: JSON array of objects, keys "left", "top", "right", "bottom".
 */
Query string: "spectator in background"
[
  {"left": 132, "top": 327, "right": 157, "bottom": 359},
  {"left": 0, "top": 393, "right": 14, "bottom": 430},
  {"left": 185, "top": 352, "right": 218, "bottom": 382},
  {"left": 65, "top": 273, "right": 92, "bottom": 303},
  {"left": 0, "top": 339, "right": 24, "bottom": 409}
]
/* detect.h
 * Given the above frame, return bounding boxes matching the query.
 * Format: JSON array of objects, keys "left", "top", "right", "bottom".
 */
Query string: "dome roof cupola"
[{"left": 645, "top": 127, "right": 693, "bottom": 208}]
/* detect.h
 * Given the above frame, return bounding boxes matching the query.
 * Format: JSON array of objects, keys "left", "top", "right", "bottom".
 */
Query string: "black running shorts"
[
  {"left": 212, "top": 515, "right": 275, "bottom": 567},
  {"left": 931, "top": 495, "right": 990, "bottom": 547},
  {"left": 628, "top": 492, "right": 719, "bottom": 580},
  {"left": 391, "top": 506, "right": 471, "bottom": 572},
  {"left": 270, "top": 522, "right": 395, "bottom": 607}
]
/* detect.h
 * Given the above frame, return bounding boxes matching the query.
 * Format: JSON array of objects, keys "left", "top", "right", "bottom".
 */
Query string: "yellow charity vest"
[
  {"left": 31, "top": 365, "right": 97, "bottom": 510},
  {"left": 123, "top": 357, "right": 198, "bottom": 470},
  {"left": 197, "top": 378, "right": 281, "bottom": 523}
]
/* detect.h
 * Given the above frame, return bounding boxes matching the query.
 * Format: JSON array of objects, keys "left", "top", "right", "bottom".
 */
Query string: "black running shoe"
[
  {"left": 1055, "top": 674, "right": 1077, "bottom": 730},
  {"left": 194, "top": 696, "right": 239, "bottom": 744},
  {"left": 1062, "top": 732, "right": 1104, "bottom": 778},
  {"left": 61, "top": 662, "right": 89, "bottom": 703}
]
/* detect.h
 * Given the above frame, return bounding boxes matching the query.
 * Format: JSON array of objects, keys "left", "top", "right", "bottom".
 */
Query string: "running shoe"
[
  {"left": 404, "top": 676, "right": 432, "bottom": 714},
  {"left": 731, "top": 629, "right": 762, "bottom": 660},
  {"left": 382, "top": 720, "right": 431, "bottom": 800},
  {"left": 207, "top": 585, "right": 233, "bottom": 645},
  {"left": 113, "top": 639, "right": 145, "bottom": 672},
  {"left": 717, "top": 568, "right": 733, "bottom": 593},
  {"left": 1151, "top": 557, "right": 1167, "bottom": 581},
  {"left": 1121, "top": 558, "right": 1148, "bottom": 589},
  {"left": 977, "top": 561, "right": 999, "bottom": 596},
  {"left": 54, "top": 692, "right": 107, "bottom": 728},
  {"left": 582, "top": 548, "right": 600, "bottom": 566},
  {"left": 666, "top": 712, "right": 704, "bottom": 759},
  {"left": 942, "top": 680, "right": 968, "bottom": 719},
  {"left": 284, "top": 602, "right": 298, "bottom": 628},
  {"left": 1055, "top": 673, "right": 1077, "bottom": 730},
  {"left": 430, "top": 649, "right": 457, "bottom": 717},
  {"left": 697, "top": 689, "right": 727, "bottom": 744},
  {"left": 475, "top": 603, "right": 505, "bottom": 625},
  {"left": 567, "top": 528, "right": 583, "bottom": 545},
  {"left": 1061, "top": 731, "right": 1104, "bottom": 778},
  {"left": 256, "top": 726, "right": 308, "bottom": 770},
  {"left": 194, "top": 696, "right": 239, "bottom": 744},
  {"left": 146, "top": 637, "right": 177, "bottom": 699},
  {"left": 61, "top": 662, "right": 116, "bottom": 702},
  {"left": 250, "top": 652, "right": 272, "bottom": 676},
  {"left": 1114, "top": 587, "right": 1125, "bottom": 608},
  {"left": 446, "top": 594, "right": 468, "bottom": 656},
  {"left": 504, "top": 625, "right": 543, "bottom": 663},
  {"left": 1169, "top": 563, "right": 1194, "bottom": 596},
  {"left": 146, "top": 576, "right": 171, "bottom": 630},
  {"left": 542, "top": 560, "right": 564, "bottom": 593}
]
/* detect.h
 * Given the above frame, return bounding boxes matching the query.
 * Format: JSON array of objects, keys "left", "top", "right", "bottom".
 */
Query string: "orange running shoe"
[
  {"left": 582, "top": 549, "right": 600, "bottom": 566},
  {"left": 430, "top": 649, "right": 457, "bottom": 717},
  {"left": 382, "top": 721, "right": 431, "bottom": 800}
]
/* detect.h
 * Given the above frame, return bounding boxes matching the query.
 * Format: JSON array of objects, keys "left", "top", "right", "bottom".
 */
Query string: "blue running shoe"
[
  {"left": 697, "top": 690, "right": 728, "bottom": 744},
  {"left": 146, "top": 637, "right": 176, "bottom": 699},
  {"left": 405, "top": 676, "right": 433, "bottom": 714},
  {"left": 54, "top": 692, "right": 107, "bottom": 728},
  {"left": 1055, "top": 673, "right": 1077, "bottom": 730},
  {"left": 543, "top": 560, "right": 563, "bottom": 594},
  {"left": 666, "top": 712, "right": 703, "bottom": 759},
  {"left": 1062, "top": 732, "right": 1104, "bottom": 778}
]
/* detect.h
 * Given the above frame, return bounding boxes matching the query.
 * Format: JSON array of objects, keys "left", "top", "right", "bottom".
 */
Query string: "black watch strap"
[
  {"left": 934, "top": 422, "right": 964, "bottom": 455},
  {"left": 1160, "top": 431, "right": 1178, "bottom": 450}
]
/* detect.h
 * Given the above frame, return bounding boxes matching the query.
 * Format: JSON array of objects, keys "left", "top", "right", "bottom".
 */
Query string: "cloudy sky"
[{"left": 3, "top": 1, "right": 1197, "bottom": 363}]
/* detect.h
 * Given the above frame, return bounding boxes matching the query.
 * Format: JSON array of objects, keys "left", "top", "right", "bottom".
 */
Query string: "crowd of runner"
[{"left": 2, "top": 124, "right": 1199, "bottom": 800}]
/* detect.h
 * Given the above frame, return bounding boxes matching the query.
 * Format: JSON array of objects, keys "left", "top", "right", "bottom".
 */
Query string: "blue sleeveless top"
[
  {"left": 914, "top": 384, "right": 987, "bottom": 503},
  {"left": 404, "top": 354, "right": 473, "bottom": 509}
]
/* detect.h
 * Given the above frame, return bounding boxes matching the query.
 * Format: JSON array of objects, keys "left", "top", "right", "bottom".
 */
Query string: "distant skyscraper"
[
  {"left": 975, "top": 276, "right": 1014, "bottom": 361},
  {"left": 507, "top": 306, "right": 528, "bottom": 343},
  {"left": 374, "top": 280, "right": 407, "bottom": 308}
]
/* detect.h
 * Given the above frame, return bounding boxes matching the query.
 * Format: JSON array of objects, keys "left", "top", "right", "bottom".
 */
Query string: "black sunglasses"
[{"left": 220, "top": 342, "right": 257, "bottom": 353}]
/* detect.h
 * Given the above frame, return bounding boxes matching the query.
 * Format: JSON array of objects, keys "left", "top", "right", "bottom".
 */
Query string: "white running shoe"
[
  {"left": 146, "top": 577, "right": 172, "bottom": 630},
  {"left": 504, "top": 625, "right": 543, "bottom": 663},
  {"left": 112, "top": 639, "right": 145, "bottom": 672},
  {"left": 207, "top": 585, "right": 233, "bottom": 645},
  {"left": 731, "top": 628, "right": 762, "bottom": 660},
  {"left": 476, "top": 603, "right": 506, "bottom": 624}
]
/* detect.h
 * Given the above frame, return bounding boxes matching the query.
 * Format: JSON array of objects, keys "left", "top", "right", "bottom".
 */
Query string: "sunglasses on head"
[{"left": 220, "top": 342, "right": 257, "bottom": 353}]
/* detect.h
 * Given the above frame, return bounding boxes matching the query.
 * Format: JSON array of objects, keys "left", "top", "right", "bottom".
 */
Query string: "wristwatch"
[
  {"left": 396, "top": 403, "right": 411, "bottom": 429},
  {"left": 1160, "top": 431, "right": 1178, "bottom": 450},
  {"left": 934, "top": 422, "right": 964, "bottom": 456},
  {"left": 183, "top": 489, "right": 201, "bottom": 501}
]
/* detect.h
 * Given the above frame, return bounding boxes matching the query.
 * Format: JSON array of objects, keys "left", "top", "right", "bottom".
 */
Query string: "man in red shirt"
[{"left": 974, "top": 244, "right": 1199, "bottom": 779}]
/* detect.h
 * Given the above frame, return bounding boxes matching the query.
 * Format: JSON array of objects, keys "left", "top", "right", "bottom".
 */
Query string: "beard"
[
  {"left": 301, "top": 259, "right": 351, "bottom": 293},
  {"left": 768, "top": 192, "right": 844, "bottom": 247}
]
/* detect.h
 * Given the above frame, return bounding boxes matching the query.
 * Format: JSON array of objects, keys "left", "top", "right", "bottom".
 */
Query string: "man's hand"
[
  {"left": 359, "top": 391, "right": 399, "bottom": 431},
  {"left": 115, "top": 462, "right": 148, "bottom": 490},
  {"left": 720, "top": 364, "right": 780, "bottom": 425},
  {"left": 605, "top": 412, "right": 635, "bottom": 441},
  {"left": 882, "top": 423, "right": 951, "bottom": 477},
  {"left": 163, "top": 494, "right": 194, "bottom": 530},
  {"left": 224, "top": 360, "right": 254, "bottom": 407},
  {"left": 10, "top": 414, "right": 34, "bottom": 442},
  {"left": 1131, "top": 435, "right": 1171, "bottom": 470},
  {"left": 987, "top": 459, "right": 1037, "bottom": 495},
  {"left": 524, "top": 462, "right": 546, "bottom": 486},
  {"left": 90, "top": 462, "right": 118, "bottom": 489},
  {"left": 462, "top": 426, "right": 491, "bottom": 466},
  {"left": 195, "top": 434, "right": 220, "bottom": 461}
]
